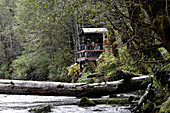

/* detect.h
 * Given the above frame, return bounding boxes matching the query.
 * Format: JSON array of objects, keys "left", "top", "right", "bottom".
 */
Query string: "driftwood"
[
  {"left": 132, "top": 83, "right": 154, "bottom": 112},
  {"left": 0, "top": 75, "right": 152, "bottom": 97},
  {"left": 137, "top": 84, "right": 152, "bottom": 106}
]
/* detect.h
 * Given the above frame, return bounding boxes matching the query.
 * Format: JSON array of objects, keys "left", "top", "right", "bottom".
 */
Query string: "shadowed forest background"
[
  {"left": 0, "top": 0, "right": 169, "bottom": 81},
  {"left": 0, "top": 0, "right": 169, "bottom": 112}
]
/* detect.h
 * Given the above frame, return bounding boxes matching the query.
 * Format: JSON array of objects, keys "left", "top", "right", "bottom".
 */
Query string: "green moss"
[
  {"left": 57, "top": 84, "right": 64, "bottom": 88},
  {"left": 141, "top": 103, "right": 149, "bottom": 111},
  {"left": 140, "top": 102, "right": 154, "bottom": 113},
  {"left": 134, "top": 97, "right": 140, "bottom": 101},
  {"left": 88, "top": 78, "right": 95, "bottom": 83},
  {"left": 84, "top": 85, "right": 94, "bottom": 91},
  {"left": 107, "top": 99, "right": 121, "bottom": 104},
  {"left": 78, "top": 97, "right": 96, "bottom": 106},
  {"left": 159, "top": 98, "right": 170, "bottom": 113},
  {"left": 28, "top": 105, "right": 51, "bottom": 113},
  {"left": 155, "top": 99, "right": 162, "bottom": 105}
]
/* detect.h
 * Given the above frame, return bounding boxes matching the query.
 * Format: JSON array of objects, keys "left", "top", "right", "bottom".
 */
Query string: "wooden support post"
[
  {"left": 103, "top": 33, "right": 105, "bottom": 52},
  {"left": 85, "top": 45, "right": 87, "bottom": 58}
]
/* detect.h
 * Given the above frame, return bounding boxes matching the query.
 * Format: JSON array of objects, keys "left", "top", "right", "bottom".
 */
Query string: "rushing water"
[{"left": 0, "top": 94, "right": 132, "bottom": 113}]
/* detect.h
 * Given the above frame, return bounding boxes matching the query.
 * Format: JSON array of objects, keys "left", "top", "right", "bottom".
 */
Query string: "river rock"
[
  {"left": 78, "top": 97, "right": 96, "bottom": 106},
  {"left": 28, "top": 105, "right": 51, "bottom": 113}
]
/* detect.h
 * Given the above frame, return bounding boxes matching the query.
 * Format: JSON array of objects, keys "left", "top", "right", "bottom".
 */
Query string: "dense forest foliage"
[
  {"left": 0, "top": 0, "right": 169, "bottom": 112},
  {"left": 0, "top": 0, "right": 169, "bottom": 81}
]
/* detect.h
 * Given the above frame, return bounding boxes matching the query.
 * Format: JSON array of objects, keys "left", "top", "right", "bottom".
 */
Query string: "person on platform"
[
  {"left": 88, "top": 42, "right": 95, "bottom": 57},
  {"left": 81, "top": 40, "right": 85, "bottom": 50},
  {"left": 93, "top": 42, "right": 100, "bottom": 57}
]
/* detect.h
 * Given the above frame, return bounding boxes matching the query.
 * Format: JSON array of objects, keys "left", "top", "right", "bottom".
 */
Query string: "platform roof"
[{"left": 79, "top": 28, "right": 108, "bottom": 36}]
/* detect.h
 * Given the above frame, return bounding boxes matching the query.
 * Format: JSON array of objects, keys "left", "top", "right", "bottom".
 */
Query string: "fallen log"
[
  {"left": 0, "top": 75, "right": 153, "bottom": 97},
  {"left": 87, "top": 72, "right": 106, "bottom": 84},
  {"left": 87, "top": 70, "right": 144, "bottom": 83},
  {"left": 87, "top": 72, "right": 106, "bottom": 78},
  {"left": 116, "top": 70, "right": 143, "bottom": 80}
]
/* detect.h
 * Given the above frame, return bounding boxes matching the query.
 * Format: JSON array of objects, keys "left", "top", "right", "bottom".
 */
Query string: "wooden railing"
[{"left": 76, "top": 44, "right": 104, "bottom": 62}]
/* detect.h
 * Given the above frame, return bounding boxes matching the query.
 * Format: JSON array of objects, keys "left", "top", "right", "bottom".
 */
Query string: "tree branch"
[
  {"left": 104, "top": 14, "right": 121, "bottom": 32},
  {"left": 4, "top": 0, "right": 14, "bottom": 17}
]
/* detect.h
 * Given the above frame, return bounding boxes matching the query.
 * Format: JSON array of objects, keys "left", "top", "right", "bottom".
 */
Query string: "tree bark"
[
  {"left": 0, "top": 75, "right": 152, "bottom": 97},
  {"left": 139, "top": 0, "right": 170, "bottom": 53}
]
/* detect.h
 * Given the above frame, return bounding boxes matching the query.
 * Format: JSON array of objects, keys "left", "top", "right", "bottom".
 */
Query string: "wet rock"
[
  {"left": 57, "top": 84, "right": 64, "bottom": 88},
  {"left": 128, "top": 96, "right": 135, "bottom": 102},
  {"left": 28, "top": 105, "right": 51, "bottom": 113},
  {"left": 78, "top": 97, "right": 96, "bottom": 106}
]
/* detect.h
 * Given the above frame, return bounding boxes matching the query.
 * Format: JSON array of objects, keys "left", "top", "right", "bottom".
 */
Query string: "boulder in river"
[
  {"left": 78, "top": 97, "right": 96, "bottom": 106},
  {"left": 28, "top": 105, "right": 51, "bottom": 113}
]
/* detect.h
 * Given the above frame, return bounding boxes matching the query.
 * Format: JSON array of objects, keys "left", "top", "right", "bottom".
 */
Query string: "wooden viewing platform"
[{"left": 76, "top": 28, "right": 110, "bottom": 70}]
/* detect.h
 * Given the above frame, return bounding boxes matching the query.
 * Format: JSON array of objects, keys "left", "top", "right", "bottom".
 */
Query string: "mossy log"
[
  {"left": 88, "top": 70, "right": 143, "bottom": 82},
  {"left": 87, "top": 72, "right": 103, "bottom": 78},
  {"left": 87, "top": 72, "right": 106, "bottom": 83},
  {"left": 0, "top": 75, "right": 152, "bottom": 97},
  {"left": 116, "top": 70, "right": 143, "bottom": 80}
]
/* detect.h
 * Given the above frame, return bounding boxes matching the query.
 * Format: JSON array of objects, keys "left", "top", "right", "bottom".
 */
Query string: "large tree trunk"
[
  {"left": 139, "top": 0, "right": 170, "bottom": 53},
  {"left": 0, "top": 75, "right": 152, "bottom": 97}
]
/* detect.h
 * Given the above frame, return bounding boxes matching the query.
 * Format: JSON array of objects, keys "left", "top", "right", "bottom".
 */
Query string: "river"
[{"left": 0, "top": 94, "right": 134, "bottom": 113}]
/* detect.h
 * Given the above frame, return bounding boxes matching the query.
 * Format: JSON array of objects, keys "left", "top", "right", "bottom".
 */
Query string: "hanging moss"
[
  {"left": 78, "top": 97, "right": 96, "bottom": 106},
  {"left": 159, "top": 98, "right": 170, "bottom": 113}
]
